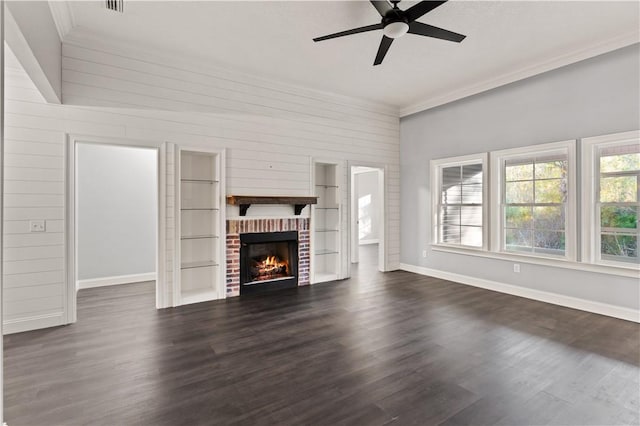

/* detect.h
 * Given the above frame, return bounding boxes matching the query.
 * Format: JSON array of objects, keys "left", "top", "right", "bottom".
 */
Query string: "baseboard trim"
[
  {"left": 77, "top": 273, "right": 156, "bottom": 290},
  {"left": 3, "top": 311, "right": 65, "bottom": 334},
  {"left": 399, "top": 263, "right": 640, "bottom": 323},
  {"left": 359, "top": 239, "right": 379, "bottom": 245}
]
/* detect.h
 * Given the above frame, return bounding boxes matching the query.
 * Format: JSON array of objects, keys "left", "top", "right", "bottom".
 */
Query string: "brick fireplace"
[{"left": 226, "top": 218, "right": 310, "bottom": 297}]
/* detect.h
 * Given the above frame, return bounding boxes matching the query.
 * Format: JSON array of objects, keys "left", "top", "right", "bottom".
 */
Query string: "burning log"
[{"left": 250, "top": 255, "right": 290, "bottom": 281}]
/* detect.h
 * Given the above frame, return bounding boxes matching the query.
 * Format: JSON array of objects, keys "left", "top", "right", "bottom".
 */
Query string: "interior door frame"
[
  {"left": 350, "top": 168, "right": 359, "bottom": 264},
  {"left": 66, "top": 134, "right": 165, "bottom": 324},
  {"left": 347, "top": 161, "right": 388, "bottom": 273}
]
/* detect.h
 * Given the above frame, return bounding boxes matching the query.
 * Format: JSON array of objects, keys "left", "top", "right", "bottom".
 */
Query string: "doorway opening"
[
  {"left": 350, "top": 165, "right": 385, "bottom": 275},
  {"left": 72, "top": 140, "right": 159, "bottom": 321}
]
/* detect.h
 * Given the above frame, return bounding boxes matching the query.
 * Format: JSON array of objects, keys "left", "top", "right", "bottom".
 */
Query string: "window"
[
  {"left": 431, "top": 134, "right": 640, "bottom": 275},
  {"left": 491, "top": 141, "right": 576, "bottom": 260},
  {"left": 431, "top": 154, "right": 487, "bottom": 249},
  {"left": 583, "top": 131, "right": 640, "bottom": 267}
]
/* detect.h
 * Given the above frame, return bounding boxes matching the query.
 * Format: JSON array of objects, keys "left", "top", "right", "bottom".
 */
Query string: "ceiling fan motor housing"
[
  {"left": 312, "top": 1, "right": 466, "bottom": 65},
  {"left": 382, "top": 13, "right": 409, "bottom": 39}
]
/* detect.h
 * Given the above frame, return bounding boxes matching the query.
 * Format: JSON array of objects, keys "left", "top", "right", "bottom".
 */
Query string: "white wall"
[
  {"left": 4, "top": 1, "right": 61, "bottom": 103},
  {"left": 400, "top": 45, "right": 640, "bottom": 318},
  {"left": 356, "top": 170, "right": 379, "bottom": 244},
  {"left": 2, "top": 34, "right": 400, "bottom": 333},
  {"left": 1, "top": 4, "right": 5, "bottom": 420},
  {"left": 77, "top": 143, "right": 157, "bottom": 282}
]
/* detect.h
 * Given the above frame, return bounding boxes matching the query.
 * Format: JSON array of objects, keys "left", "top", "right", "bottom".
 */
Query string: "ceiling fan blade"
[
  {"left": 407, "top": 21, "right": 466, "bottom": 42},
  {"left": 313, "top": 23, "right": 383, "bottom": 42},
  {"left": 370, "top": 0, "right": 393, "bottom": 17},
  {"left": 405, "top": 1, "right": 448, "bottom": 22},
  {"left": 374, "top": 35, "right": 393, "bottom": 65}
]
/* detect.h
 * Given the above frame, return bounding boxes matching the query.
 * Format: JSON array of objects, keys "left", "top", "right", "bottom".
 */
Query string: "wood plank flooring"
[{"left": 4, "top": 247, "right": 640, "bottom": 425}]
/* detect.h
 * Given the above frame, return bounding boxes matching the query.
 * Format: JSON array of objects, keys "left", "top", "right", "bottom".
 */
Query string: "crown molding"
[
  {"left": 58, "top": 17, "right": 637, "bottom": 119},
  {"left": 400, "top": 31, "right": 640, "bottom": 118},
  {"left": 48, "top": 1, "right": 75, "bottom": 42},
  {"left": 63, "top": 27, "right": 400, "bottom": 118}
]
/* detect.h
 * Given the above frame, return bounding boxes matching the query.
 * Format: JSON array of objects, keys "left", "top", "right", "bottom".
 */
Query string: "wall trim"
[
  {"left": 3, "top": 311, "right": 65, "bottom": 335},
  {"left": 47, "top": 0, "right": 75, "bottom": 41},
  {"left": 54, "top": 12, "right": 638, "bottom": 120},
  {"left": 399, "top": 263, "right": 640, "bottom": 323},
  {"left": 77, "top": 273, "right": 156, "bottom": 290},
  {"left": 400, "top": 31, "right": 640, "bottom": 117}
]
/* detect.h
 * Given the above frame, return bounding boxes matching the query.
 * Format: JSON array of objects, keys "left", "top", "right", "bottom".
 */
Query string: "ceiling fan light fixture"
[
  {"left": 383, "top": 21, "right": 409, "bottom": 39},
  {"left": 313, "top": 1, "right": 466, "bottom": 65}
]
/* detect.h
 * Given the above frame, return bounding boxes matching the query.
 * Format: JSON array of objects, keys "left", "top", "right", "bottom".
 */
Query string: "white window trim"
[
  {"left": 431, "top": 153, "right": 489, "bottom": 251},
  {"left": 581, "top": 130, "right": 640, "bottom": 270},
  {"left": 489, "top": 140, "right": 577, "bottom": 261}
]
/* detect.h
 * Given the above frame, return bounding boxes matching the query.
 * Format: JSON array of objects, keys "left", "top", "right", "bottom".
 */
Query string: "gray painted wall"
[
  {"left": 356, "top": 170, "right": 380, "bottom": 243},
  {"left": 400, "top": 44, "right": 640, "bottom": 310},
  {"left": 77, "top": 143, "right": 157, "bottom": 280}
]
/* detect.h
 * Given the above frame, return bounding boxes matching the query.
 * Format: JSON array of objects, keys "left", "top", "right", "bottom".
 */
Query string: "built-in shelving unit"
[
  {"left": 312, "top": 162, "right": 341, "bottom": 283},
  {"left": 177, "top": 149, "right": 225, "bottom": 305}
]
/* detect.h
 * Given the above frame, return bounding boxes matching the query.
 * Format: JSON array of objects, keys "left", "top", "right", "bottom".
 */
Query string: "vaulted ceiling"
[{"left": 62, "top": 1, "right": 639, "bottom": 115}]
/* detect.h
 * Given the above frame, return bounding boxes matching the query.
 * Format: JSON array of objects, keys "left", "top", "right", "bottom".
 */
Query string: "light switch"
[{"left": 30, "top": 220, "right": 46, "bottom": 232}]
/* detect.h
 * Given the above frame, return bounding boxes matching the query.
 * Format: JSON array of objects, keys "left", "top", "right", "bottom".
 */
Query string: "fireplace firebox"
[{"left": 240, "top": 231, "right": 298, "bottom": 295}]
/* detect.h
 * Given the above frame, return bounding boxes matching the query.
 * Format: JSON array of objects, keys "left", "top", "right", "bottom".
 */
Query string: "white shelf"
[
  {"left": 181, "top": 261, "right": 219, "bottom": 270},
  {"left": 177, "top": 149, "right": 224, "bottom": 306},
  {"left": 312, "top": 162, "right": 341, "bottom": 284},
  {"left": 181, "top": 179, "right": 219, "bottom": 183},
  {"left": 315, "top": 249, "right": 338, "bottom": 255},
  {"left": 181, "top": 234, "right": 219, "bottom": 240}
]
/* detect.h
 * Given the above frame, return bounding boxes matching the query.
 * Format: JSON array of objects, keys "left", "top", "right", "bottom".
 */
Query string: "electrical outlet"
[
  {"left": 30, "top": 220, "right": 46, "bottom": 232},
  {"left": 513, "top": 263, "right": 520, "bottom": 273},
  {"left": 422, "top": 250, "right": 427, "bottom": 258}
]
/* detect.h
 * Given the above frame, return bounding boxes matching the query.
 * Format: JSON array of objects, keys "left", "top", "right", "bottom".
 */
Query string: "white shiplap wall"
[
  {"left": 3, "top": 38, "right": 401, "bottom": 333},
  {"left": 3, "top": 55, "right": 66, "bottom": 333}
]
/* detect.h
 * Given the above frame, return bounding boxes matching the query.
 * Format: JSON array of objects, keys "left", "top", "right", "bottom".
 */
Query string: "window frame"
[
  {"left": 490, "top": 140, "right": 577, "bottom": 261},
  {"left": 431, "top": 153, "right": 489, "bottom": 251},
  {"left": 581, "top": 130, "right": 640, "bottom": 269}
]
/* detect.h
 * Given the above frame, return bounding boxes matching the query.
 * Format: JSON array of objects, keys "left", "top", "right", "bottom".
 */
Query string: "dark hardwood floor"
[{"left": 4, "top": 245, "right": 640, "bottom": 425}]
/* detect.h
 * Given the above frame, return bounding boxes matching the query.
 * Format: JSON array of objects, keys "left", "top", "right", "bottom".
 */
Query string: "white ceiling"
[{"left": 66, "top": 1, "right": 639, "bottom": 113}]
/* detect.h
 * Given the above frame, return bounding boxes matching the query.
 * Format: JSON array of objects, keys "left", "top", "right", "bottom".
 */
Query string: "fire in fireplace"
[
  {"left": 251, "top": 255, "right": 290, "bottom": 282},
  {"left": 240, "top": 231, "right": 298, "bottom": 295}
]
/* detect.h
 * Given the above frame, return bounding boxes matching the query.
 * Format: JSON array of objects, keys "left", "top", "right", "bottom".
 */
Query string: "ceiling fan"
[{"left": 313, "top": 0, "right": 466, "bottom": 66}]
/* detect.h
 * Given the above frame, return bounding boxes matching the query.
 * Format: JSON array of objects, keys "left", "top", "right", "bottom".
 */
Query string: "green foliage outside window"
[
  {"left": 504, "top": 160, "right": 567, "bottom": 253},
  {"left": 601, "top": 206, "right": 637, "bottom": 229},
  {"left": 599, "top": 152, "right": 639, "bottom": 262},
  {"left": 600, "top": 153, "right": 640, "bottom": 173},
  {"left": 601, "top": 235, "right": 637, "bottom": 259}
]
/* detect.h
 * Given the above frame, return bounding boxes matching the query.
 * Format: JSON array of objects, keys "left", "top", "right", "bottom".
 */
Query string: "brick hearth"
[{"left": 226, "top": 218, "right": 310, "bottom": 297}]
